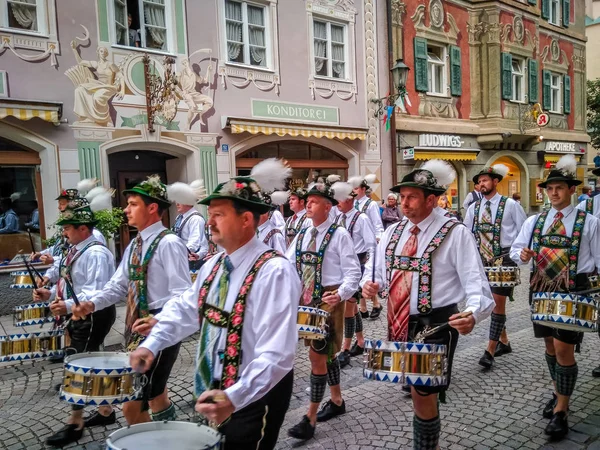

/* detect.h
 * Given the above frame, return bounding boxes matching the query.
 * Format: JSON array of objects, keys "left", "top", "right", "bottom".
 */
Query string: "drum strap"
[
  {"left": 59, "top": 241, "right": 105, "bottom": 299},
  {"left": 586, "top": 198, "right": 594, "bottom": 215},
  {"left": 174, "top": 212, "right": 202, "bottom": 237},
  {"left": 472, "top": 196, "right": 507, "bottom": 259},
  {"left": 336, "top": 210, "right": 361, "bottom": 238},
  {"left": 204, "top": 221, "right": 217, "bottom": 255},
  {"left": 359, "top": 198, "right": 372, "bottom": 214},
  {"left": 262, "top": 227, "right": 282, "bottom": 245}
]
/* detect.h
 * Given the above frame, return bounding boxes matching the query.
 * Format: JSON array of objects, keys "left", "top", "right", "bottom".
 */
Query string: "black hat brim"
[
  {"left": 123, "top": 188, "right": 171, "bottom": 209},
  {"left": 592, "top": 168, "right": 600, "bottom": 177},
  {"left": 306, "top": 191, "right": 339, "bottom": 206},
  {"left": 198, "top": 194, "right": 272, "bottom": 214},
  {"left": 390, "top": 182, "right": 446, "bottom": 196},
  {"left": 473, "top": 173, "right": 503, "bottom": 184},
  {"left": 538, "top": 177, "right": 582, "bottom": 189}
]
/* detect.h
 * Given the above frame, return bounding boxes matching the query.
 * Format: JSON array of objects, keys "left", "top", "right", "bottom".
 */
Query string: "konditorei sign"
[
  {"left": 251, "top": 99, "right": 339, "bottom": 125},
  {"left": 418, "top": 134, "right": 464, "bottom": 148},
  {"left": 545, "top": 141, "right": 584, "bottom": 153}
]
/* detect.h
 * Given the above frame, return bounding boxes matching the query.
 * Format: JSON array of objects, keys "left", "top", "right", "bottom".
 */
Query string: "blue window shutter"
[
  {"left": 542, "top": 70, "right": 552, "bottom": 110},
  {"left": 563, "top": 74, "right": 571, "bottom": 114},
  {"left": 528, "top": 0, "right": 537, "bottom": 4},
  {"left": 541, "top": 0, "right": 550, "bottom": 20},
  {"left": 414, "top": 37, "right": 429, "bottom": 92},
  {"left": 501, "top": 53, "right": 513, "bottom": 100},
  {"left": 562, "top": 0, "right": 570, "bottom": 27},
  {"left": 450, "top": 46, "right": 462, "bottom": 96},
  {"left": 528, "top": 59, "right": 539, "bottom": 103}
]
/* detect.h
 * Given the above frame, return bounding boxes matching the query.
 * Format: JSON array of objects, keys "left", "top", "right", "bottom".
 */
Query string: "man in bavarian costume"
[
  {"left": 331, "top": 180, "right": 376, "bottom": 368},
  {"left": 285, "top": 187, "right": 312, "bottom": 247},
  {"left": 257, "top": 191, "right": 288, "bottom": 254},
  {"left": 130, "top": 159, "right": 301, "bottom": 450},
  {"left": 361, "top": 163, "right": 494, "bottom": 450},
  {"left": 34, "top": 204, "right": 117, "bottom": 447},
  {"left": 464, "top": 164, "right": 527, "bottom": 369},
  {"left": 286, "top": 179, "right": 361, "bottom": 441},
  {"left": 74, "top": 175, "right": 191, "bottom": 425},
  {"left": 267, "top": 191, "right": 286, "bottom": 231},
  {"left": 510, "top": 154, "right": 600, "bottom": 440}
]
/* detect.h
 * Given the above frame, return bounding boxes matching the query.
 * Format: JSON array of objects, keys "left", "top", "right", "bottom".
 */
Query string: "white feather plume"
[
  {"left": 270, "top": 190, "right": 290, "bottom": 206},
  {"left": 327, "top": 174, "right": 341, "bottom": 184},
  {"left": 89, "top": 191, "right": 112, "bottom": 212},
  {"left": 10, "top": 192, "right": 21, "bottom": 202},
  {"left": 307, "top": 182, "right": 316, "bottom": 191},
  {"left": 167, "top": 182, "right": 197, "bottom": 205},
  {"left": 250, "top": 158, "right": 292, "bottom": 193},
  {"left": 85, "top": 186, "right": 109, "bottom": 201},
  {"left": 491, "top": 164, "right": 510, "bottom": 178},
  {"left": 421, "top": 159, "right": 456, "bottom": 187},
  {"left": 331, "top": 182, "right": 354, "bottom": 202},
  {"left": 77, "top": 178, "right": 97, "bottom": 195},
  {"left": 189, "top": 179, "right": 207, "bottom": 200},
  {"left": 555, "top": 154, "right": 577, "bottom": 176},
  {"left": 364, "top": 173, "right": 377, "bottom": 184},
  {"left": 347, "top": 176, "right": 363, "bottom": 188}
]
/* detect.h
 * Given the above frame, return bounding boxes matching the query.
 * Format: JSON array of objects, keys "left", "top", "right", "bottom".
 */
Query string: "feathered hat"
[
  {"left": 348, "top": 173, "right": 377, "bottom": 190},
  {"left": 262, "top": 190, "right": 290, "bottom": 210},
  {"left": 122, "top": 174, "right": 171, "bottom": 208},
  {"left": 538, "top": 154, "right": 582, "bottom": 188},
  {"left": 167, "top": 179, "right": 207, "bottom": 206},
  {"left": 199, "top": 158, "right": 291, "bottom": 214},
  {"left": 56, "top": 188, "right": 79, "bottom": 201},
  {"left": 289, "top": 187, "right": 309, "bottom": 201},
  {"left": 472, "top": 164, "right": 510, "bottom": 183},
  {"left": 391, "top": 159, "right": 456, "bottom": 196},
  {"left": 306, "top": 174, "right": 348, "bottom": 206}
]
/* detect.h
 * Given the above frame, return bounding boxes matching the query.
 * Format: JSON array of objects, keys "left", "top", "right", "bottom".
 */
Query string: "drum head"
[
  {"left": 107, "top": 421, "right": 222, "bottom": 449},
  {"left": 65, "top": 352, "right": 132, "bottom": 372}
]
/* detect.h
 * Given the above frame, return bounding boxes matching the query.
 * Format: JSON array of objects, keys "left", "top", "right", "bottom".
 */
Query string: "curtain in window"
[
  {"left": 114, "top": 0, "right": 127, "bottom": 45},
  {"left": 8, "top": 0, "right": 37, "bottom": 31},
  {"left": 143, "top": 0, "right": 167, "bottom": 50},
  {"left": 248, "top": 5, "right": 265, "bottom": 66},
  {"left": 225, "top": 0, "right": 243, "bottom": 61},
  {"left": 313, "top": 21, "right": 327, "bottom": 73},
  {"left": 331, "top": 25, "right": 345, "bottom": 77}
]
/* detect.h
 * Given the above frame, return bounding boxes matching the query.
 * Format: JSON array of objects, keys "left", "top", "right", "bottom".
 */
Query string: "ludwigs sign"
[
  {"left": 418, "top": 134, "right": 464, "bottom": 148},
  {"left": 251, "top": 99, "right": 339, "bottom": 125}
]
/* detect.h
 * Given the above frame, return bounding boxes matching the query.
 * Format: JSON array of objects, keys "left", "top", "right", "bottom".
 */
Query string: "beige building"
[{"left": 586, "top": 0, "right": 600, "bottom": 181}]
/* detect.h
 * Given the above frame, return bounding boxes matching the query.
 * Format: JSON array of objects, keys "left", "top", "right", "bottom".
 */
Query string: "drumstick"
[
  {"left": 64, "top": 278, "right": 87, "bottom": 321},
  {"left": 200, "top": 393, "right": 227, "bottom": 404},
  {"left": 27, "top": 229, "right": 35, "bottom": 254},
  {"left": 19, "top": 253, "right": 39, "bottom": 290},
  {"left": 417, "top": 311, "right": 473, "bottom": 340}
]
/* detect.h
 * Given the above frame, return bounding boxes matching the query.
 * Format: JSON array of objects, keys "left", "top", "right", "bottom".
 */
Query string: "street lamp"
[{"left": 372, "top": 59, "right": 410, "bottom": 117}]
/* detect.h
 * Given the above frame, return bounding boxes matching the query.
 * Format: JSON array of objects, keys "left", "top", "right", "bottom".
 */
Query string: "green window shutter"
[
  {"left": 562, "top": 0, "right": 570, "bottom": 27},
  {"left": 542, "top": 70, "right": 552, "bottom": 110},
  {"left": 541, "top": 0, "right": 550, "bottom": 19},
  {"left": 501, "top": 53, "right": 513, "bottom": 100},
  {"left": 450, "top": 46, "right": 462, "bottom": 96},
  {"left": 414, "top": 37, "right": 428, "bottom": 92},
  {"left": 528, "top": 59, "right": 539, "bottom": 103},
  {"left": 528, "top": 0, "right": 537, "bottom": 4},
  {"left": 174, "top": 0, "right": 187, "bottom": 54},
  {"left": 563, "top": 74, "right": 571, "bottom": 114}
]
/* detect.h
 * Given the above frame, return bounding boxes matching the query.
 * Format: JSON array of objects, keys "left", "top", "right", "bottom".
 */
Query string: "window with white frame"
[
  {"left": 1, "top": 0, "right": 45, "bottom": 34},
  {"left": 224, "top": 0, "right": 269, "bottom": 68},
  {"left": 549, "top": 0, "right": 561, "bottom": 26},
  {"left": 427, "top": 45, "right": 447, "bottom": 96},
  {"left": 313, "top": 19, "right": 346, "bottom": 79},
  {"left": 511, "top": 58, "right": 525, "bottom": 103},
  {"left": 113, "top": 0, "right": 170, "bottom": 51},
  {"left": 550, "top": 73, "right": 562, "bottom": 113}
]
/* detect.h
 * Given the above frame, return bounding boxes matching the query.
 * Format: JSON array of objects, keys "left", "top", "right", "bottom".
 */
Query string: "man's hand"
[
  {"left": 362, "top": 281, "right": 379, "bottom": 299},
  {"left": 132, "top": 317, "right": 158, "bottom": 336},
  {"left": 130, "top": 347, "right": 155, "bottom": 373},
  {"left": 195, "top": 390, "right": 235, "bottom": 426},
  {"left": 33, "top": 288, "right": 51, "bottom": 302},
  {"left": 520, "top": 248, "right": 535, "bottom": 263},
  {"left": 40, "top": 276, "right": 51, "bottom": 287},
  {"left": 449, "top": 312, "right": 476, "bottom": 335},
  {"left": 322, "top": 292, "right": 341, "bottom": 307},
  {"left": 49, "top": 299, "right": 67, "bottom": 316},
  {"left": 72, "top": 301, "right": 95, "bottom": 318},
  {"left": 40, "top": 254, "right": 54, "bottom": 265},
  {"left": 30, "top": 252, "right": 41, "bottom": 261},
  {"left": 188, "top": 252, "right": 200, "bottom": 261}
]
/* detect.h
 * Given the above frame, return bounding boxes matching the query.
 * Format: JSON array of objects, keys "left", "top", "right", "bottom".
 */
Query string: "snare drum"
[
  {"left": 190, "top": 270, "right": 198, "bottom": 283},
  {"left": 484, "top": 266, "right": 521, "bottom": 287},
  {"left": 589, "top": 275, "right": 600, "bottom": 291},
  {"left": 531, "top": 292, "right": 599, "bottom": 332},
  {"left": 13, "top": 302, "right": 53, "bottom": 327},
  {"left": 106, "top": 421, "right": 223, "bottom": 449},
  {"left": 9, "top": 271, "right": 35, "bottom": 289},
  {"left": 0, "top": 330, "right": 64, "bottom": 362},
  {"left": 59, "top": 352, "right": 142, "bottom": 406},
  {"left": 363, "top": 340, "right": 448, "bottom": 387},
  {"left": 297, "top": 306, "right": 329, "bottom": 340}
]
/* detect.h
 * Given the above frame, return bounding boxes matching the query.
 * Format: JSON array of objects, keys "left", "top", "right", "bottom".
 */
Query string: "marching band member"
[
  {"left": 285, "top": 187, "right": 312, "bottom": 247},
  {"left": 34, "top": 203, "right": 116, "bottom": 447},
  {"left": 464, "top": 164, "right": 526, "bottom": 369},
  {"left": 332, "top": 181, "right": 376, "bottom": 368},
  {"left": 510, "top": 155, "right": 600, "bottom": 440},
  {"left": 286, "top": 176, "right": 361, "bottom": 441},
  {"left": 73, "top": 175, "right": 191, "bottom": 425},
  {"left": 268, "top": 202, "right": 286, "bottom": 231},
  {"left": 362, "top": 161, "right": 494, "bottom": 450},
  {"left": 257, "top": 190, "right": 288, "bottom": 254},
  {"left": 130, "top": 159, "right": 300, "bottom": 450}
]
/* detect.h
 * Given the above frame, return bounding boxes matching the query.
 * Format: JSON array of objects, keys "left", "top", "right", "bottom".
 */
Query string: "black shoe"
[
  {"left": 46, "top": 424, "right": 83, "bottom": 447},
  {"left": 338, "top": 350, "right": 351, "bottom": 369},
  {"left": 401, "top": 384, "right": 411, "bottom": 395},
  {"left": 54, "top": 383, "right": 61, "bottom": 392},
  {"left": 84, "top": 410, "right": 116, "bottom": 427},
  {"left": 47, "top": 354, "right": 64, "bottom": 364},
  {"left": 593, "top": 365, "right": 600, "bottom": 378},
  {"left": 494, "top": 341, "right": 512, "bottom": 357},
  {"left": 545, "top": 411, "right": 569, "bottom": 440},
  {"left": 478, "top": 350, "right": 494, "bottom": 369},
  {"left": 360, "top": 310, "right": 369, "bottom": 319},
  {"left": 316, "top": 399, "right": 346, "bottom": 422},
  {"left": 349, "top": 341, "right": 364, "bottom": 357},
  {"left": 543, "top": 394, "right": 558, "bottom": 419},
  {"left": 369, "top": 306, "right": 382, "bottom": 319},
  {"left": 287, "top": 415, "right": 315, "bottom": 440}
]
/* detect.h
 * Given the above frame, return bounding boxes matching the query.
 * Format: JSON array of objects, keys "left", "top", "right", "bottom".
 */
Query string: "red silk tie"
[{"left": 387, "top": 225, "right": 420, "bottom": 341}]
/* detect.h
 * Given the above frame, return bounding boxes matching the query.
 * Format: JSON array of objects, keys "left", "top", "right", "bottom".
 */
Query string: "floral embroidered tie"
[
  {"left": 301, "top": 228, "right": 319, "bottom": 305},
  {"left": 387, "top": 225, "right": 420, "bottom": 341},
  {"left": 57, "top": 246, "right": 77, "bottom": 300},
  {"left": 479, "top": 200, "right": 495, "bottom": 263},
  {"left": 173, "top": 214, "right": 183, "bottom": 234},
  {"left": 340, "top": 214, "right": 347, "bottom": 228},
  {"left": 124, "top": 235, "right": 143, "bottom": 347}
]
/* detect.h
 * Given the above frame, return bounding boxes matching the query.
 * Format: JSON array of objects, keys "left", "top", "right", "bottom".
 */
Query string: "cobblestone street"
[{"left": 0, "top": 279, "right": 600, "bottom": 449}]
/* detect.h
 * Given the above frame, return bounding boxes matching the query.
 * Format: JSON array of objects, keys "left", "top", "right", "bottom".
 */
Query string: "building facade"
[
  {"left": 391, "top": 0, "right": 589, "bottom": 213},
  {"left": 586, "top": 0, "right": 600, "bottom": 181},
  {"left": 0, "top": 0, "right": 393, "bottom": 256}
]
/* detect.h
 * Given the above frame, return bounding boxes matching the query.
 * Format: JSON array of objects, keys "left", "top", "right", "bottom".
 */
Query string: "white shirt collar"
[
  {"left": 551, "top": 205, "right": 575, "bottom": 217},
  {"left": 313, "top": 218, "right": 333, "bottom": 234},
  {"left": 257, "top": 220, "right": 270, "bottom": 232},
  {"left": 226, "top": 237, "right": 261, "bottom": 270},
  {"left": 296, "top": 209, "right": 307, "bottom": 217},
  {"left": 406, "top": 211, "right": 437, "bottom": 234},
  {"left": 182, "top": 207, "right": 198, "bottom": 218},
  {"left": 140, "top": 220, "right": 166, "bottom": 242},
  {"left": 482, "top": 192, "right": 501, "bottom": 205},
  {"left": 75, "top": 234, "right": 98, "bottom": 250}
]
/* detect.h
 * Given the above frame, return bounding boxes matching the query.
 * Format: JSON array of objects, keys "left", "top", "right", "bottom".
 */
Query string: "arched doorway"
[{"left": 491, "top": 156, "right": 522, "bottom": 200}]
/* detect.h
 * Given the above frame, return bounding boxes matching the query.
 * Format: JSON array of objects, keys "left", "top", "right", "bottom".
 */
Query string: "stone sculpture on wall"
[{"left": 176, "top": 51, "right": 214, "bottom": 130}]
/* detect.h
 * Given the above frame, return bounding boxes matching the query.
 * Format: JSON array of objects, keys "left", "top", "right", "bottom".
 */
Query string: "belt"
[{"left": 409, "top": 303, "right": 459, "bottom": 325}]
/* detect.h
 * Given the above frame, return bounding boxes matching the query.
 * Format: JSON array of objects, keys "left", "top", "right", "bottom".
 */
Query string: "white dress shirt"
[
  {"left": 577, "top": 195, "right": 600, "bottom": 218},
  {"left": 286, "top": 218, "right": 361, "bottom": 301},
  {"left": 141, "top": 238, "right": 301, "bottom": 412},
  {"left": 92, "top": 221, "right": 191, "bottom": 313},
  {"left": 464, "top": 193, "right": 527, "bottom": 249},
  {"left": 463, "top": 191, "right": 482, "bottom": 211},
  {"left": 328, "top": 207, "right": 339, "bottom": 223},
  {"left": 286, "top": 209, "right": 312, "bottom": 231},
  {"left": 510, "top": 206, "right": 600, "bottom": 273},
  {"left": 269, "top": 209, "right": 286, "bottom": 231},
  {"left": 49, "top": 235, "right": 115, "bottom": 313},
  {"left": 336, "top": 209, "right": 377, "bottom": 255},
  {"left": 355, "top": 196, "right": 384, "bottom": 239},
  {"left": 257, "top": 220, "right": 286, "bottom": 254},
  {"left": 434, "top": 206, "right": 454, "bottom": 218},
  {"left": 175, "top": 208, "right": 208, "bottom": 257},
  {"left": 361, "top": 212, "right": 495, "bottom": 324}
]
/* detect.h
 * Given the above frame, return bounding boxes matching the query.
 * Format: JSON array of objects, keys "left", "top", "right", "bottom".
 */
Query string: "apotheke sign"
[
  {"left": 545, "top": 141, "right": 582, "bottom": 153},
  {"left": 418, "top": 134, "right": 464, "bottom": 148}
]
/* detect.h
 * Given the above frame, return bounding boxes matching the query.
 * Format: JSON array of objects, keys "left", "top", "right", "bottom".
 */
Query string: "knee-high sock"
[
  {"left": 545, "top": 353, "right": 557, "bottom": 381},
  {"left": 413, "top": 415, "right": 441, "bottom": 450},
  {"left": 489, "top": 312, "right": 506, "bottom": 342},
  {"left": 310, "top": 373, "right": 327, "bottom": 404},
  {"left": 556, "top": 363, "right": 578, "bottom": 397},
  {"left": 326, "top": 358, "right": 341, "bottom": 387},
  {"left": 344, "top": 316, "right": 356, "bottom": 339},
  {"left": 355, "top": 312, "right": 363, "bottom": 333},
  {"left": 151, "top": 402, "right": 177, "bottom": 421}
]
